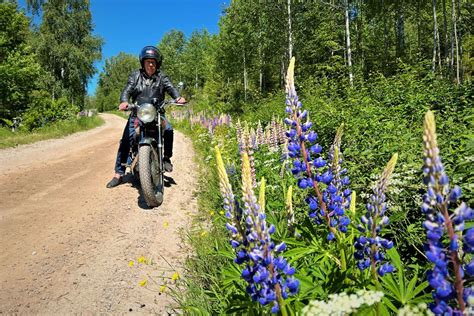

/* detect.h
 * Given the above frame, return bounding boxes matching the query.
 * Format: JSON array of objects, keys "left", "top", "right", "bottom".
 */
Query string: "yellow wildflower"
[
  {"left": 138, "top": 279, "right": 147, "bottom": 287},
  {"left": 138, "top": 256, "right": 147, "bottom": 264},
  {"left": 171, "top": 272, "right": 180, "bottom": 281},
  {"left": 128, "top": 260, "right": 135, "bottom": 267}
]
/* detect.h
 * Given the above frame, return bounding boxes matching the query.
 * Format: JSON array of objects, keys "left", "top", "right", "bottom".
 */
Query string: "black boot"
[
  {"left": 163, "top": 130, "right": 174, "bottom": 172},
  {"left": 163, "top": 156, "right": 173, "bottom": 172},
  {"left": 106, "top": 176, "right": 122, "bottom": 188}
]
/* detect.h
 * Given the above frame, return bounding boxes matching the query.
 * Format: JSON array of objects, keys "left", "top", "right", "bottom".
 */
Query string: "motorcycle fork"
[{"left": 156, "top": 113, "right": 164, "bottom": 175}]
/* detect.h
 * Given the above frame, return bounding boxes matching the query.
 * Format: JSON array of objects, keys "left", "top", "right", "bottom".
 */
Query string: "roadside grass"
[
  {"left": 170, "top": 118, "right": 240, "bottom": 314},
  {"left": 0, "top": 115, "right": 104, "bottom": 149},
  {"left": 106, "top": 110, "right": 129, "bottom": 119}
]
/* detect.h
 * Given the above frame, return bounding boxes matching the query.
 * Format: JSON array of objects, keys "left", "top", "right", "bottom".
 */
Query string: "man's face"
[{"left": 144, "top": 58, "right": 157, "bottom": 76}]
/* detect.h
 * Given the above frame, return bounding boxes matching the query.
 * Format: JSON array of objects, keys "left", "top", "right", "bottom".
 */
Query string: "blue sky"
[{"left": 19, "top": 0, "right": 227, "bottom": 96}]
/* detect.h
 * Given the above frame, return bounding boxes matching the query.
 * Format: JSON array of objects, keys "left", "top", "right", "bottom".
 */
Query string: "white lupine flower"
[
  {"left": 397, "top": 303, "right": 434, "bottom": 316},
  {"left": 302, "top": 290, "right": 383, "bottom": 316}
]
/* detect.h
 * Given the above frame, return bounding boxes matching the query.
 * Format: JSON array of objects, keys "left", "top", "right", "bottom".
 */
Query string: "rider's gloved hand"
[
  {"left": 118, "top": 102, "right": 129, "bottom": 111},
  {"left": 175, "top": 97, "right": 186, "bottom": 104}
]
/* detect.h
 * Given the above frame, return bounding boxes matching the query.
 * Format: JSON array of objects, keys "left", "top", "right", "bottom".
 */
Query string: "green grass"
[
  {"left": 106, "top": 110, "right": 129, "bottom": 119},
  {"left": 0, "top": 115, "right": 104, "bottom": 149}
]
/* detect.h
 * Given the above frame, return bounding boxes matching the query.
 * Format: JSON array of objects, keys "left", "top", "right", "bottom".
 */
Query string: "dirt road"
[{"left": 0, "top": 113, "right": 198, "bottom": 314}]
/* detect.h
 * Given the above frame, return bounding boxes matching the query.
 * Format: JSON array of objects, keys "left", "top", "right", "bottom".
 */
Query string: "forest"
[
  {"left": 1, "top": 0, "right": 473, "bottom": 314},
  {"left": 1, "top": 0, "right": 101, "bottom": 132}
]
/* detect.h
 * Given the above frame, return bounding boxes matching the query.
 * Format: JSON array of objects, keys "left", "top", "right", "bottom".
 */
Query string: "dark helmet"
[{"left": 139, "top": 46, "right": 162, "bottom": 69}]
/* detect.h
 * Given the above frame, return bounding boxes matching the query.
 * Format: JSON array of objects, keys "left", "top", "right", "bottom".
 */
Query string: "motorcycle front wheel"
[{"left": 138, "top": 145, "right": 164, "bottom": 207}]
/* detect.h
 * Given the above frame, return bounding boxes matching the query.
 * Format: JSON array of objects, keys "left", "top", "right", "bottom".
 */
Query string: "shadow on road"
[{"left": 122, "top": 173, "right": 178, "bottom": 209}]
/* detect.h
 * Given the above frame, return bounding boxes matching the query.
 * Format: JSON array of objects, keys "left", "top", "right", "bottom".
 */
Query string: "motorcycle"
[{"left": 124, "top": 98, "right": 183, "bottom": 207}]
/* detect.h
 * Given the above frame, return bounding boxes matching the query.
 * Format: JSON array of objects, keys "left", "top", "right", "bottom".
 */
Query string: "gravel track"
[{"left": 0, "top": 113, "right": 198, "bottom": 314}]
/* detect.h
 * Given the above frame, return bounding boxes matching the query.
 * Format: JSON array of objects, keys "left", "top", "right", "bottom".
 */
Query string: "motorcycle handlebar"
[{"left": 125, "top": 99, "right": 187, "bottom": 111}]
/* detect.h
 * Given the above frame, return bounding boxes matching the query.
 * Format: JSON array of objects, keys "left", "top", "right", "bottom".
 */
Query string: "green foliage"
[
  {"left": 95, "top": 52, "right": 139, "bottom": 112},
  {"left": 158, "top": 29, "right": 186, "bottom": 83},
  {"left": 1, "top": 0, "right": 103, "bottom": 135},
  {"left": 297, "top": 69, "right": 473, "bottom": 259},
  {"left": 0, "top": 1, "right": 30, "bottom": 60},
  {"left": 32, "top": 0, "right": 103, "bottom": 108},
  {"left": 0, "top": 2, "right": 44, "bottom": 119},
  {"left": 22, "top": 91, "right": 79, "bottom": 130},
  {"left": 378, "top": 248, "right": 431, "bottom": 313},
  {"left": 171, "top": 70, "right": 471, "bottom": 314}
]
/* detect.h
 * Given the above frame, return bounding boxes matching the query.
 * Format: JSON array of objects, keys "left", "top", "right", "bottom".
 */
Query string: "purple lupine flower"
[
  {"left": 270, "top": 117, "right": 279, "bottom": 151},
  {"left": 283, "top": 57, "right": 352, "bottom": 241},
  {"left": 225, "top": 163, "right": 236, "bottom": 177},
  {"left": 243, "top": 126, "right": 257, "bottom": 188},
  {"left": 265, "top": 124, "right": 272, "bottom": 148},
  {"left": 250, "top": 127, "right": 258, "bottom": 150},
  {"left": 322, "top": 124, "right": 352, "bottom": 234},
  {"left": 235, "top": 119, "right": 244, "bottom": 153},
  {"left": 355, "top": 153, "right": 397, "bottom": 277},
  {"left": 277, "top": 119, "right": 287, "bottom": 146},
  {"left": 422, "top": 111, "right": 474, "bottom": 314},
  {"left": 216, "top": 146, "right": 299, "bottom": 313},
  {"left": 239, "top": 153, "right": 299, "bottom": 312},
  {"left": 215, "top": 146, "right": 246, "bottom": 249},
  {"left": 256, "top": 120, "right": 264, "bottom": 146}
]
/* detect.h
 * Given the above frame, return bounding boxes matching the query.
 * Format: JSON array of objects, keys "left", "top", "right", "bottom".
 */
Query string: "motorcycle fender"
[{"left": 139, "top": 137, "right": 155, "bottom": 146}]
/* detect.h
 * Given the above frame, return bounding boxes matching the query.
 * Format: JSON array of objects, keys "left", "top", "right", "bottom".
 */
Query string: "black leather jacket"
[{"left": 120, "top": 69, "right": 180, "bottom": 107}]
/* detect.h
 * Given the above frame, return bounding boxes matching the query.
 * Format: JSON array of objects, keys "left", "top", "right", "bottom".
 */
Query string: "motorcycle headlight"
[{"left": 137, "top": 103, "right": 157, "bottom": 123}]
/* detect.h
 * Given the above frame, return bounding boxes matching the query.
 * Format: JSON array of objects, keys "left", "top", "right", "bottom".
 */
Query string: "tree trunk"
[
  {"left": 457, "top": 0, "right": 463, "bottom": 83},
  {"left": 442, "top": 0, "right": 450, "bottom": 72},
  {"left": 259, "top": 51, "right": 264, "bottom": 93},
  {"left": 417, "top": 1, "right": 422, "bottom": 54},
  {"left": 432, "top": 0, "right": 439, "bottom": 72},
  {"left": 195, "top": 67, "right": 198, "bottom": 89},
  {"left": 436, "top": 2, "right": 442, "bottom": 72},
  {"left": 243, "top": 51, "right": 248, "bottom": 101},
  {"left": 259, "top": 31, "right": 264, "bottom": 93},
  {"left": 395, "top": 3, "right": 405, "bottom": 59},
  {"left": 281, "top": 59, "right": 285, "bottom": 88},
  {"left": 382, "top": 0, "right": 389, "bottom": 75},
  {"left": 344, "top": 0, "right": 353, "bottom": 86},
  {"left": 287, "top": 0, "right": 293, "bottom": 60},
  {"left": 452, "top": 0, "right": 460, "bottom": 84},
  {"left": 355, "top": 2, "right": 365, "bottom": 76}
]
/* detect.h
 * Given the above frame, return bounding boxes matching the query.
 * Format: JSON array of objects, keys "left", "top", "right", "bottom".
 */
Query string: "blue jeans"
[{"left": 114, "top": 115, "right": 172, "bottom": 175}]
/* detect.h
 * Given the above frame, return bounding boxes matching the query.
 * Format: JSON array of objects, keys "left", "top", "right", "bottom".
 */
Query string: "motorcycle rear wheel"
[{"left": 138, "top": 145, "right": 164, "bottom": 207}]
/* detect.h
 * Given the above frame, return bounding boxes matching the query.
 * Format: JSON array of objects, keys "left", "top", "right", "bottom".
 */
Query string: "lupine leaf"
[
  {"left": 409, "top": 281, "right": 431, "bottom": 302},
  {"left": 379, "top": 299, "right": 395, "bottom": 315},
  {"left": 381, "top": 274, "right": 402, "bottom": 301},
  {"left": 405, "top": 272, "right": 419, "bottom": 301}
]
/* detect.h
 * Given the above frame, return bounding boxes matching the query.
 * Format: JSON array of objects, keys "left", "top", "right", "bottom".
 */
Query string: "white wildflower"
[{"left": 302, "top": 290, "right": 383, "bottom": 316}]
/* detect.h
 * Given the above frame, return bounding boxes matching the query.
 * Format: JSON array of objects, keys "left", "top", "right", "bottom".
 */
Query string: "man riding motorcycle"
[{"left": 106, "top": 45, "right": 186, "bottom": 188}]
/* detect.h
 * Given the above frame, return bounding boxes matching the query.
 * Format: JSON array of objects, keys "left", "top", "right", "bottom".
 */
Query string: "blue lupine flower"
[
  {"left": 283, "top": 57, "right": 351, "bottom": 241},
  {"left": 215, "top": 146, "right": 299, "bottom": 313},
  {"left": 421, "top": 111, "right": 474, "bottom": 314},
  {"left": 355, "top": 153, "right": 398, "bottom": 277}
]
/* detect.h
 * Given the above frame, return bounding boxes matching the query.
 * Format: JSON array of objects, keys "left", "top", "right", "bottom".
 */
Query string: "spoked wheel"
[{"left": 138, "top": 145, "right": 164, "bottom": 207}]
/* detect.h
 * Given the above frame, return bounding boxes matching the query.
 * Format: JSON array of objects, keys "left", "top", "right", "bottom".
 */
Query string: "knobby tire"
[{"left": 138, "top": 145, "right": 163, "bottom": 207}]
